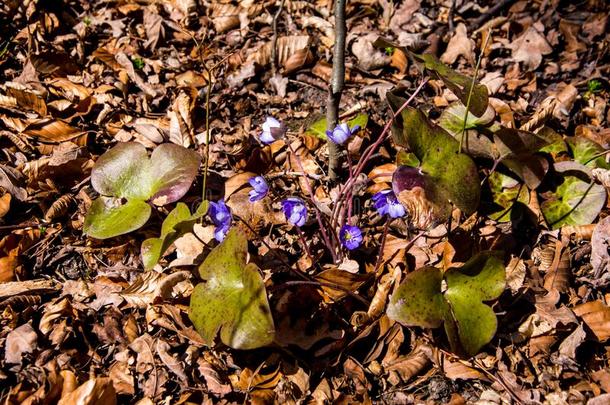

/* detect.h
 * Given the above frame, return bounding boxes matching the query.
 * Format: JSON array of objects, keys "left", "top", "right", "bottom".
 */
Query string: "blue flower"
[
  {"left": 260, "top": 116, "right": 286, "bottom": 144},
  {"left": 326, "top": 123, "right": 360, "bottom": 144},
  {"left": 208, "top": 199, "right": 232, "bottom": 242},
  {"left": 248, "top": 176, "right": 269, "bottom": 202},
  {"left": 281, "top": 197, "right": 307, "bottom": 227},
  {"left": 340, "top": 225, "right": 363, "bottom": 250},
  {"left": 372, "top": 189, "right": 405, "bottom": 219}
]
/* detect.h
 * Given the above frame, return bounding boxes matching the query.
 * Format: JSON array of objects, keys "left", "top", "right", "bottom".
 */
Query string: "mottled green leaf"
[
  {"left": 396, "top": 150, "right": 420, "bottom": 167},
  {"left": 439, "top": 102, "right": 495, "bottom": 136},
  {"left": 568, "top": 137, "right": 610, "bottom": 169},
  {"left": 541, "top": 174, "right": 607, "bottom": 229},
  {"left": 189, "top": 228, "right": 275, "bottom": 349},
  {"left": 493, "top": 128, "right": 550, "bottom": 189},
  {"left": 444, "top": 252, "right": 505, "bottom": 356},
  {"left": 537, "top": 127, "right": 568, "bottom": 155},
  {"left": 387, "top": 266, "right": 448, "bottom": 328},
  {"left": 484, "top": 172, "right": 529, "bottom": 222},
  {"left": 83, "top": 197, "right": 151, "bottom": 239},
  {"left": 387, "top": 252, "right": 506, "bottom": 357}
]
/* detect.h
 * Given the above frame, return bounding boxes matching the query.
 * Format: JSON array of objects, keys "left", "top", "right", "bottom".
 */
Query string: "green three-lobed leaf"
[
  {"left": 189, "top": 228, "right": 275, "bottom": 350},
  {"left": 388, "top": 252, "right": 505, "bottom": 356}
]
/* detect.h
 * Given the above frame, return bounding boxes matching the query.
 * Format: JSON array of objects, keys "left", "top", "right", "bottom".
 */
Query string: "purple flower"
[
  {"left": 281, "top": 197, "right": 307, "bottom": 227},
  {"left": 340, "top": 225, "right": 363, "bottom": 250},
  {"left": 326, "top": 123, "right": 360, "bottom": 144},
  {"left": 260, "top": 116, "right": 286, "bottom": 144},
  {"left": 209, "top": 199, "right": 232, "bottom": 241},
  {"left": 372, "top": 189, "right": 405, "bottom": 219},
  {"left": 248, "top": 176, "right": 269, "bottom": 202}
]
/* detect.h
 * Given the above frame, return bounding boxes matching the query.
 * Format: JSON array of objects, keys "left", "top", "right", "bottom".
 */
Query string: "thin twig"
[
  {"left": 326, "top": 0, "right": 347, "bottom": 181},
  {"left": 459, "top": 30, "right": 490, "bottom": 153},
  {"left": 270, "top": 0, "right": 285, "bottom": 77},
  {"left": 271, "top": 280, "right": 370, "bottom": 306},
  {"left": 469, "top": 0, "right": 516, "bottom": 31}
]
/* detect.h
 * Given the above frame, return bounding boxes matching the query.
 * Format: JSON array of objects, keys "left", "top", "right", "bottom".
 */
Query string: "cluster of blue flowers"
[{"left": 207, "top": 117, "right": 406, "bottom": 252}]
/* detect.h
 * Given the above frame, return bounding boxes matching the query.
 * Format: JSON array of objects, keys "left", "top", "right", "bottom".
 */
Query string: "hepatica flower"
[
  {"left": 326, "top": 123, "right": 360, "bottom": 145},
  {"left": 340, "top": 225, "right": 363, "bottom": 250},
  {"left": 209, "top": 199, "right": 232, "bottom": 242},
  {"left": 260, "top": 116, "right": 286, "bottom": 144},
  {"left": 281, "top": 197, "right": 307, "bottom": 227},
  {"left": 248, "top": 176, "right": 269, "bottom": 202},
  {"left": 372, "top": 189, "right": 405, "bottom": 218}
]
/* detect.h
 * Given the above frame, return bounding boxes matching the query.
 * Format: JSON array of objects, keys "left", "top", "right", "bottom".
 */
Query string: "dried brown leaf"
[
  {"left": 247, "top": 36, "right": 311, "bottom": 72},
  {"left": 57, "top": 378, "right": 117, "bottom": 405},
  {"left": 314, "top": 268, "right": 372, "bottom": 302},
  {"left": 508, "top": 26, "right": 552, "bottom": 71},
  {"left": 4, "top": 323, "right": 37, "bottom": 365},
  {"left": 574, "top": 300, "right": 610, "bottom": 342},
  {"left": 23, "top": 118, "right": 83, "bottom": 143},
  {"left": 543, "top": 238, "right": 571, "bottom": 293},
  {"left": 121, "top": 271, "right": 191, "bottom": 308},
  {"left": 440, "top": 23, "right": 474, "bottom": 66},
  {"left": 591, "top": 216, "right": 610, "bottom": 274}
]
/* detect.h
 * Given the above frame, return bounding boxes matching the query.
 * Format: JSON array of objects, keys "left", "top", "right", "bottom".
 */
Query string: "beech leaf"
[{"left": 189, "top": 228, "right": 275, "bottom": 349}]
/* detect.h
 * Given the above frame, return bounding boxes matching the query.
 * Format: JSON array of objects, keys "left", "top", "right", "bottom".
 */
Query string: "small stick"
[
  {"left": 326, "top": 0, "right": 347, "bottom": 181},
  {"left": 271, "top": 0, "right": 285, "bottom": 77},
  {"left": 296, "top": 226, "right": 315, "bottom": 264}
]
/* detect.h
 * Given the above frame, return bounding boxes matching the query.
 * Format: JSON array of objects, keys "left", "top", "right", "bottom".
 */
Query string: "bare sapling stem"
[{"left": 326, "top": 0, "right": 347, "bottom": 181}]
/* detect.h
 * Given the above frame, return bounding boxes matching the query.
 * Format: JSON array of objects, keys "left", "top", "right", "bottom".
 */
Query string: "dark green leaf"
[
  {"left": 444, "top": 252, "right": 505, "bottom": 356},
  {"left": 392, "top": 106, "right": 480, "bottom": 221},
  {"left": 387, "top": 266, "right": 448, "bottom": 328}
]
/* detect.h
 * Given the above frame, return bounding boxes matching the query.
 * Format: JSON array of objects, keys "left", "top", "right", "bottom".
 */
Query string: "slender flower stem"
[
  {"left": 346, "top": 152, "right": 354, "bottom": 225},
  {"left": 373, "top": 220, "right": 390, "bottom": 273},
  {"left": 296, "top": 227, "right": 315, "bottom": 264},
  {"left": 287, "top": 142, "right": 338, "bottom": 263},
  {"left": 331, "top": 78, "right": 429, "bottom": 228}
]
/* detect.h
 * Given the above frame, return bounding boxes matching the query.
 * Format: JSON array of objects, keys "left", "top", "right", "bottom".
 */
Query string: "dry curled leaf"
[
  {"left": 4, "top": 323, "right": 37, "bottom": 366},
  {"left": 440, "top": 23, "right": 474, "bottom": 66},
  {"left": 574, "top": 300, "right": 610, "bottom": 342},
  {"left": 247, "top": 36, "right": 311, "bottom": 73},
  {"left": 508, "top": 26, "right": 552, "bottom": 71},
  {"left": 591, "top": 216, "right": 610, "bottom": 275},
  {"left": 57, "top": 378, "right": 116, "bottom": 405}
]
